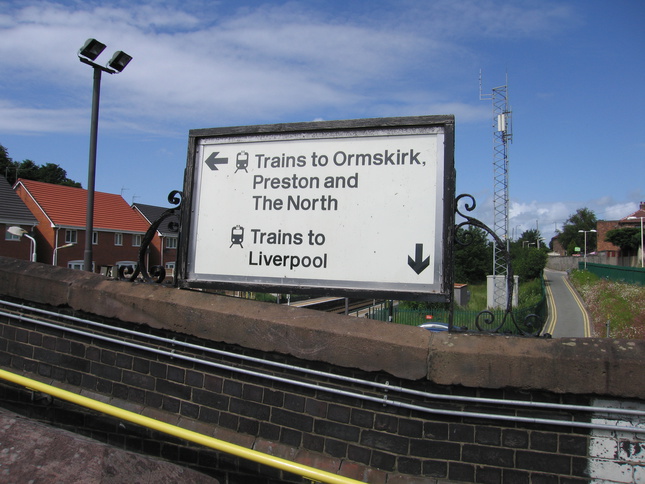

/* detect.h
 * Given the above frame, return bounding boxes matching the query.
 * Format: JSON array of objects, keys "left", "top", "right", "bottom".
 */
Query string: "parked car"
[{"left": 418, "top": 322, "right": 449, "bottom": 332}]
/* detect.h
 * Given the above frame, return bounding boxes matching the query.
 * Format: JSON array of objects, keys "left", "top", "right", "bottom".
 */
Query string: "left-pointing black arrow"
[
  {"left": 408, "top": 243, "right": 430, "bottom": 275},
  {"left": 205, "top": 152, "right": 229, "bottom": 170}
]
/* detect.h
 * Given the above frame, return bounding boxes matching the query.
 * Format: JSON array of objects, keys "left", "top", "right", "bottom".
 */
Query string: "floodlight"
[
  {"left": 79, "top": 38, "right": 106, "bottom": 61},
  {"left": 107, "top": 51, "right": 133, "bottom": 73},
  {"left": 77, "top": 38, "right": 132, "bottom": 271}
]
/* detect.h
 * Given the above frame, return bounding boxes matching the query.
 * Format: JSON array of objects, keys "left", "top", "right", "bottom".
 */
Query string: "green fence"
[
  {"left": 580, "top": 262, "right": 645, "bottom": 286},
  {"left": 368, "top": 278, "right": 548, "bottom": 335}
]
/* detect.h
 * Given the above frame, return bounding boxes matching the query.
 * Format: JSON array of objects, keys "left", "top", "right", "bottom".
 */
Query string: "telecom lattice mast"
[{"left": 480, "top": 73, "right": 513, "bottom": 308}]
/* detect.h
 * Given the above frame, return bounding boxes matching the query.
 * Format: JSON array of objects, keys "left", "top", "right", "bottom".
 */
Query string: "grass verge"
[{"left": 569, "top": 270, "right": 645, "bottom": 339}]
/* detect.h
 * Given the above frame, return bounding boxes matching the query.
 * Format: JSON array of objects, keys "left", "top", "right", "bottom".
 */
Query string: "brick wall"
[
  {"left": 0, "top": 257, "right": 644, "bottom": 483},
  {"left": 0, "top": 224, "right": 32, "bottom": 260},
  {"left": 0, "top": 300, "right": 597, "bottom": 483},
  {"left": 587, "top": 399, "right": 645, "bottom": 483}
]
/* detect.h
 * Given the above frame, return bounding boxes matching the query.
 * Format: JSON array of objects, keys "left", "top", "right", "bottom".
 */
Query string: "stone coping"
[{"left": 1, "top": 256, "right": 643, "bottom": 399}]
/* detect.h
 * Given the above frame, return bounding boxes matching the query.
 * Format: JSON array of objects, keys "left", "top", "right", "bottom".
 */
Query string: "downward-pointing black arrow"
[
  {"left": 205, "top": 152, "right": 229, "bottom": 170},
  {"left": 408, "top": 243, "right": 430, "bottom": 275}
]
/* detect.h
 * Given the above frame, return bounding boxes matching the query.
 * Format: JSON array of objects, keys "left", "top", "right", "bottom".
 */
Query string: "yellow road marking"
[{"left": 543, "top": 272, "right": 557, "bottom": 335}]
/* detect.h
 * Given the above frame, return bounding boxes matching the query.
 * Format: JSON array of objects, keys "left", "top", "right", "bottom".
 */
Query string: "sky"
[{"left": 0, "top": 0, "right": 643, "bottom": 245}]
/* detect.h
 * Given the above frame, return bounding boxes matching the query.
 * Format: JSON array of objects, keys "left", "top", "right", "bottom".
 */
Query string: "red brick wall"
[
  {"left": 0, "top": 224, "right": 33, "bottom": 261},
  {"left": 596, "top": 220, "right": 620, "bottom": 254}
]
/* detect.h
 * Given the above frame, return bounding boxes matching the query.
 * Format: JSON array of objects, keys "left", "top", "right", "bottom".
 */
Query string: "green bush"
[
  {"left": 254, "top": 293, "right": 277, "bottom": 303},
  {"left": 518, "top": 278, "right": 543, "bottom": 307}
]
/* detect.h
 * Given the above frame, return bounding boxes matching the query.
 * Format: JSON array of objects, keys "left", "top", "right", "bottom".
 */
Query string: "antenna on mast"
[{"left": 480, "top": 70, "right": 513, "bottom": 308}]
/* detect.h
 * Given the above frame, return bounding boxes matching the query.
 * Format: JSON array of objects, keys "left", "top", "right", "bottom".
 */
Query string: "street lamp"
[
  {"left": 7, "top": 226, "right": 37, "bottom": 262},
  {"left": 78, "top": 38, "right": 132, "bottom": 272},
  {"left": 627, "top": 216, "right": 644, "bottom": 268},
  {"left": 53, "top": 243, "right": 75, "bottom": 266},
  {"left": 578, "top": 229, "right": 597, "bottom": 269}
]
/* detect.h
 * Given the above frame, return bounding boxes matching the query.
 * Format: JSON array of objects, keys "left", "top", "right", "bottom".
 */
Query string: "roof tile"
[
  {"left": 18, "top": 179, "right": 149, "bottom": 232},
  {"left": 0, "top": 177, "right": 38, "bottom": 225}
]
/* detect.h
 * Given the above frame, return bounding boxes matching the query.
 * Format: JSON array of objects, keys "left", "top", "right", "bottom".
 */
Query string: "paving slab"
[{"left": 0, "top": 407, "right": 218, "bottom": 484}]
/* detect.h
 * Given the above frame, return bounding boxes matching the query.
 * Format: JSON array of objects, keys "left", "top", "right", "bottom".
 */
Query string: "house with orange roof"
[
  {"left": 596, "top": 201, "right": 645, "bottom": 264},
  {"left": 14, "top": 179, "right": 150, "bottom": 271}
]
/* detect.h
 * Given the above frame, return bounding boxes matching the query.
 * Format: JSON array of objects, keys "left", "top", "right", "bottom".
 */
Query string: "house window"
[
  {"left": 65, "top": 230, "right": 77, "bottom": 244},
  {"left": 115, "top": 232, "right": 123, "bottom": 246},
  {"left": 132, "top": 234, "right": 142, "bottom": 247},
  {"left": 68, "top": 260, "right": 85, "bottom": 271},
  {"left": 166, "top": 237, "right": 178, "bottom": 249},
  {"left": 92, "top": 232, "right": 99, "bottom": 245}
]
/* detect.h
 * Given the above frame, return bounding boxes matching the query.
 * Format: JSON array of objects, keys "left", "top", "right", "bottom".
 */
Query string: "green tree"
[
  {"left": 454, "top": 226, "right": 493, "bottom": 284},
  {"left": 556, "top": 208, "right": 597, "bottom": 255},
  {"left": 606, "top": 227, "right": 641, "bottom": 255},
  {"left": 513, "top": 248, "right": 548, "bottom": 281},
  {"left": 38, "top": 163, "right": 82, "bottom": 187},
  {"left": 510, "top": 229, "right": 548, "bottom": 281},
  {"left": 15, "top": 159, "right": 40, "bottom": 181},
  {"left": 0, "top": 143, "right": 81, "bottom": 187},
  {"left": 0, "top": 144, "right": 16, "bottom": 181},
  {"left": 517, "top": 228, "right": 542, "bottom": 248}
]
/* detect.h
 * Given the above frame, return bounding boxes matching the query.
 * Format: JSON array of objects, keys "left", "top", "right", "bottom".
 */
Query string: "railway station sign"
[{"left": 177, "top": 115, "right": 455, "bottom": 301}]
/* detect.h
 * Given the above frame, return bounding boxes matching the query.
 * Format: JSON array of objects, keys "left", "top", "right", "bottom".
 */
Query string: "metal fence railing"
[
  {"left": 367, "top": 279, "right": 548, "bottom": 335},
  {"left": 580, "top": 262, "right": 645, "bottom": 286}
]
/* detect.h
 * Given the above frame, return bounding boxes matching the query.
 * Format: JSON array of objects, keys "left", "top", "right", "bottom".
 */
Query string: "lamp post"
[
  {"left": 578, "top": 229, "right": 597, "bottom": 269},
  {"left": 627, "top": 216, "right": 644, "bottom": 267},
  {"left": 78, "top": 38, "right": 132, "bottom": 272},
  {"left": 53, "top": 243, "right": 75, "bottom": 266},
  {"left": 7, "top": 226, "right": 37, "bottom": 262}
]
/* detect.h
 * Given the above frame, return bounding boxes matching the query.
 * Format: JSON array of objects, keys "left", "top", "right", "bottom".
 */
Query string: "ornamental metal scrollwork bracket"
[
  {"left": 455, "top": 194, "right": 543, "bottom": 336},
  {"left": 117, "top": 190, "right": 182, "bottom": 284}
]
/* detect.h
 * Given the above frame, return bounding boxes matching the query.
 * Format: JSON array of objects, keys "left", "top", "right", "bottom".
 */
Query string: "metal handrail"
[
  {"left": 0, "top": 369, "right": 361, "bottom": 484},
  {"left": 2, "top": 300, "right": 644, "bottom": 425}
]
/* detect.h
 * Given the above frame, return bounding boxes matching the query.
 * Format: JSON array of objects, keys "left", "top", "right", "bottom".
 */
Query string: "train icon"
[
  {"left": 230, "top": 225, "right": 244, "bottom": 248},
  {"left": 235, "top": 151, "right": 249, "bottom": 173}
]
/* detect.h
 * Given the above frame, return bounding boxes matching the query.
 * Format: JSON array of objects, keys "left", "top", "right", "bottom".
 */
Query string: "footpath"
[{"left": 542, "top": 268, "right": 592, "bottom": 338}]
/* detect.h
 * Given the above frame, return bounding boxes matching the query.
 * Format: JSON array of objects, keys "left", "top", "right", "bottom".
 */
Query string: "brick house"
[
  {"left": 131, "top": 203, "right": 179, "bottom": 276},
  {"left": 0, "top": 177, "right": 38, "bottom": 261},
  {"left": 596, "top": 221, "right": 621, "bottom": 257},
  {"left": 13, "top": 179, "right": 150, "bottom": 271},
  {"left": 550, "top": 234, "right": 566, "bottom": 256},
  {"left": 597, "top": 202, "right": 645, "bottom": 258}
]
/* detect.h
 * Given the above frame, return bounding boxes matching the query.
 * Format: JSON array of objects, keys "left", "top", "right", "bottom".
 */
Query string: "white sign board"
[{"left": 179, "top": 116, "right": 454, "bottom": 301}]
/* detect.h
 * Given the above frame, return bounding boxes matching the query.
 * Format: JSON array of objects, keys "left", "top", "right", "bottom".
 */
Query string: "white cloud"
[
  {"left": 506, "top": 199, "right": 642, "bottom": 244},
  {"left": 0, "top": 1, "right": 575, "bottom": 136},
  {"left": 0, "top": 100, "right": 86, "bottom": 133}
]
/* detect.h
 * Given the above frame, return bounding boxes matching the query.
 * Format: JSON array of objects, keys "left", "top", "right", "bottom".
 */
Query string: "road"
[{"left": 542, "top": 268, "right": 592, "bottom": 338}]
